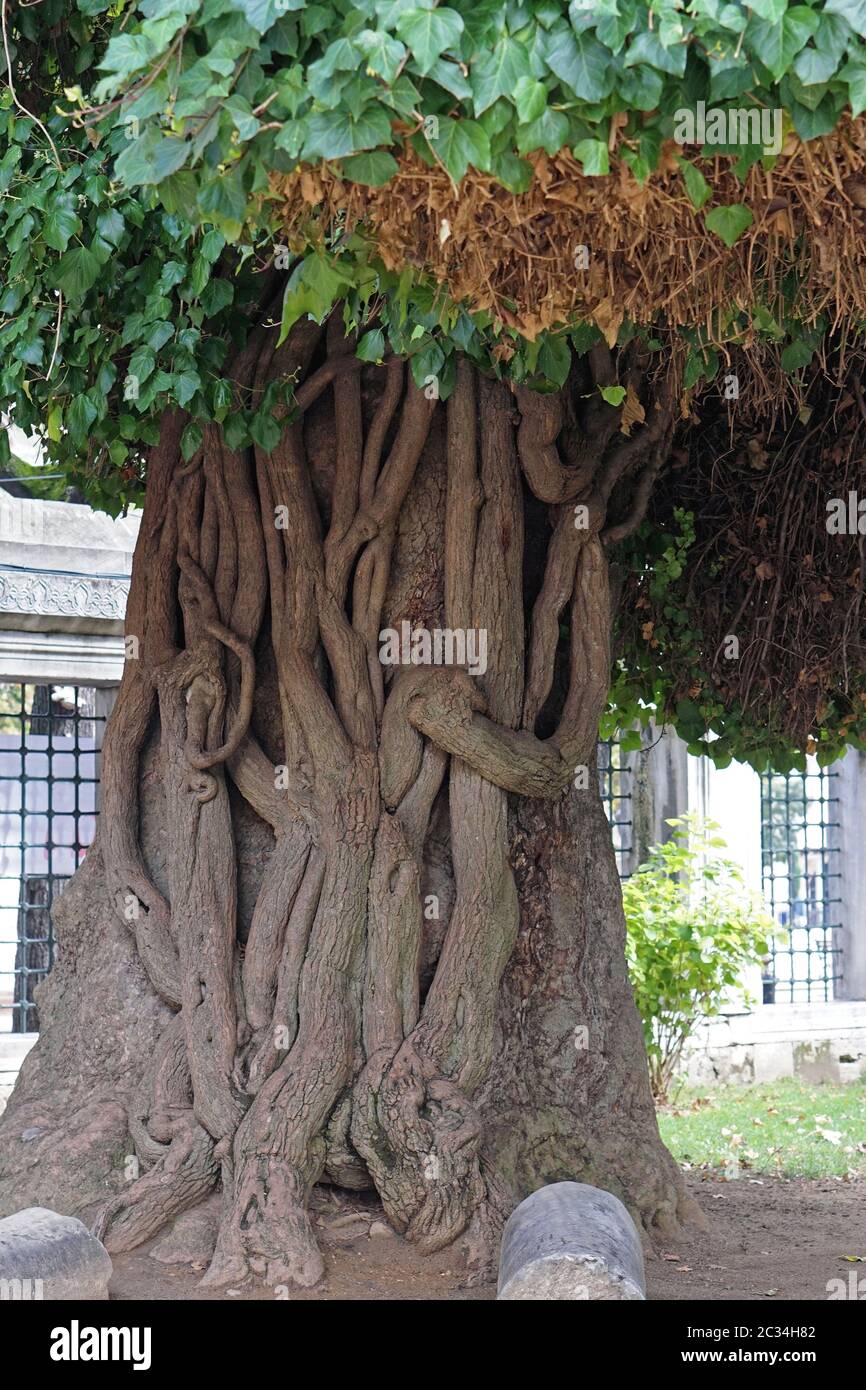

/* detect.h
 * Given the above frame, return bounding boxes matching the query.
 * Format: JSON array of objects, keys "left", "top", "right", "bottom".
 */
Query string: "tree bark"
[{"left": 0, "top": 315, "right": 694, "bottom": 1286}]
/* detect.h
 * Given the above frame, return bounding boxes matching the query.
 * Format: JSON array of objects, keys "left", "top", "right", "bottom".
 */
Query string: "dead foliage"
[
  {"left": 270, "top": 118, "right": 866, "bottom": 350},
  {"left": 621, "top": 354, "right": 866, "bottom": 750}
]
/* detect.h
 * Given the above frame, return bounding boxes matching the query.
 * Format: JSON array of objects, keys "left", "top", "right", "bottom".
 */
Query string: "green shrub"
[{"left": 624, "top": 814, "right": 776, "bottom": 1102}]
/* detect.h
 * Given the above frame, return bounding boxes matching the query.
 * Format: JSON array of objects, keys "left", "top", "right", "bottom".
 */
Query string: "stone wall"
[{"left": 682, "top": 1001, "right": 866, "bottom": 1086}]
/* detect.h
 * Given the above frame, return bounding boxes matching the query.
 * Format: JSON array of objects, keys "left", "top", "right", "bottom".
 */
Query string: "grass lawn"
[{"left": 658, "top": 1078, "right": 866, "bottom": 1179}]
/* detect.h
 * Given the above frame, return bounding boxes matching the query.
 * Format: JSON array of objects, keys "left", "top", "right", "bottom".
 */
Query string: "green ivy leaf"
[
  {"left": 67, "top": 393, "right": 98, "bottom": 441},
  {"left": 307, "top": 38, "right": 361, "bottom": 99},
  {"left": 515, "top": 106, "right": 570, "bottom": 155},
  {"left": 470, "top": 37, "right": 531, "bottom": 116},
  {"left": 278, "top": 253, "right": 354, "bottom": 343},
  {"left": 781, "top": 338, "right": 814, "bottom": 371},
  {"left": 428, "top": 118, "right": 491, "bottom": 180},
  {"left": 181, "top": 421, "right": 203, "bottom": 461},
  {"left": 749, "top": 8, "right": 820, "bottom": 82},
  {"left": 301, "top": 105, "right": 393, "bottom": 160},
  {"left": 424, "top": 57, "right": 471, "bottom": 100},
  {"left": 573, "top": 138, "right": 610, "bottom": 175},
  {"left": 96, "top": 208, "right": 125, "bottom": 246},
  {"left": 625, "top": 29, "right": 688, "bottom": 78},
  {"left": 356, "top": 30, "right": 406, "bottom": 84},
  {"left": 197, "top": 171, "right": 248, "bottom": 242},
  {"left": 97, "top": 33, "right": 155, "bottom": 78},
  {"left": 793, "top": 45, "right": 840, "bottom": 86},
  {"left": 512, "top": 76, "right": 547, "bottom": 125},
  {"left": 790, "top": 91, "right": 842, "bottom": 139},
  {"left": 158, "top": 172, "right": 199, "bottom": 216},
  {"left": 212, "top": 379, "right": 234, "bottom": 421},
  {"left": 843, "top": 59, "right": 866, "bottom": 116},
  {"left": 823, "top": 0, "right": 866, "bottom": 37},
  {"left": 538, "top": 335, "right": 571, "bottom": 387},
  {"left": 223, "top": 413, "right": 251, "bottom": 450},
  {"left": 250, "top": 410, "right": 283, "bottom": 452},
  {"left": 396, "top": 8, "right": 465, "bottom": 77},
  {"left": 16, "top": 338, "right": 44, "bottom": 367},
  {"left": 489, "top": 150, "right": 533, "bottom": 193},
  {"left": 200, "top": 278, "right": 233, "bottom": 316},
  {"left": 43, "top": 195, "right": 82, "bottom": 253},
  {"left": 545, "top": 25, "right": 613, "bottom": 102},
  {"left": 597, "top": 6, "right": 639, "bottom": 55},
  {"left": 128, "top": 344, "right": 157, "bottom": 385},
  {"left": 356, "top": 328, "right": 386, "bottom": 361},
  {"left": 52, "top": 245, "right": 101, "bottom": 298},
  {"left": 684, "top": 348, "right": 707, "bottom": 389},
  {"left": 200, "top": 229, "right": 225, "bottom": 262},
  {"left": 409, "top": 339, "right": 446, "bottom": 390},
  {"left": 173, "top": 370, "right": 201, "bottom": 406},
  {"left": 148, "top": 137, "right": 191, "bottom": 183},
  {"left": 341, "top": 150, "right": 399, "bottom": 185},
  {"left": 705, "top": 203, "right": 754, "bottom": 247},
  {"left": 228, "top": 0, "right": 282, "bottom": 36},
  {"left": 749, "top": 0, "right": 788, "bottom": 23},
  {"left": 145, "top": 321, "right": 174, "bottom": 351},
  {"left": 679, "top": 158, "right": 711, "bottom": 210},
  {"left": 617, "top": 64, "right": 664, "bottom": 109}
]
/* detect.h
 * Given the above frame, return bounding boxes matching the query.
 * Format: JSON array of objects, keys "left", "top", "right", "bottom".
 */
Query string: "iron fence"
[
  {"left": 598, "top": 737, "right": 634, "bottom": 879},
  {"left": 0, "top": 684, "right": 103, "bottom": 1032},
  {"left": 760, "top": 763, "right": 842, "bottom": 1003}
]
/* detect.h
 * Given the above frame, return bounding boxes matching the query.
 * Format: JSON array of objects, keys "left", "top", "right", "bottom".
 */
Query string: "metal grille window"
[
  {"left": 760, "top": 763, "right": 842, "bottom": 1003},
  {"left": 598, "top": 737, "right": 634, "bottom": 879},
  {"left": 0, "top": 685, "right": 104, "bottom": 1033}
]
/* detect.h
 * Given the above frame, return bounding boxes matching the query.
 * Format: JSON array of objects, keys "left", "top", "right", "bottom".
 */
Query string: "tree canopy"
[{"left": 2, "top": 0, "right": 865, "bottom": 766}]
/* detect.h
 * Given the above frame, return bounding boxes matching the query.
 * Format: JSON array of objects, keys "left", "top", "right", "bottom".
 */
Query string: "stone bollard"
[
  {"left": 498, "top": 1182, "right": 646, "bottom": 1300},
  {"left": 0, "top": 1207, "right": 113, "bottom": 1300}
]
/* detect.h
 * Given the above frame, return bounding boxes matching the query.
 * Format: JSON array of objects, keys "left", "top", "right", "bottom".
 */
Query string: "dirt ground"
[{"left": 106, "top": 1174, "right": 866, "bottom": 1301}]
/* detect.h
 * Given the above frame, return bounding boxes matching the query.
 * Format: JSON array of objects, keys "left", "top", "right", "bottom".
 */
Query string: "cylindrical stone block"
[
  {"left": 0, "top": 1207, "right": 113, "bottom": 1300},
  {"left": 498, "top": 1182, "right": 646, "bottom": 1300}
]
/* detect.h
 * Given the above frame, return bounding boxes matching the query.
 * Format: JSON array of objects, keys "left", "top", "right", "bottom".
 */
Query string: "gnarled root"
[
  {"left": 93, "top": 1117, "right": 218, "bottom": 1254},
  {"left": 203, "top": 1144, "right": 326, "bottom": 1289}
]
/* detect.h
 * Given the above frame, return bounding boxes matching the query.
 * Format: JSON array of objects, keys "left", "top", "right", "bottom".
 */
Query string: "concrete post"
[
  {"left": 632, "top": 723, "right": 690, "bottom": 866},
  {"left": 0, "top": 1207, "right": 112, "bottom": 1299},
  {"left": 498, "top": 1182, "right": 646, "bottom": 1300}
]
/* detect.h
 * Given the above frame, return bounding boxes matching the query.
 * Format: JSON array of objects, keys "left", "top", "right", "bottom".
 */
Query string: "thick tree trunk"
[{"left": 0, "top": 315, "right": 693, "bottom": 1286}]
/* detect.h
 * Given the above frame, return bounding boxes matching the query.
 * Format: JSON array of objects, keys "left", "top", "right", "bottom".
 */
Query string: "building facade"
[
  {"left": 616, "top": 728, "right": 866, "bottom": 1084},
  {"left": 0, "top": 496, "right": 137, "bottom": 1106}
]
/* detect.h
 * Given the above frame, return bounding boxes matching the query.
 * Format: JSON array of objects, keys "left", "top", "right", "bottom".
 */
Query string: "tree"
[{"left": 0, "top": 0, "right": 863, "bottom": 1289}]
